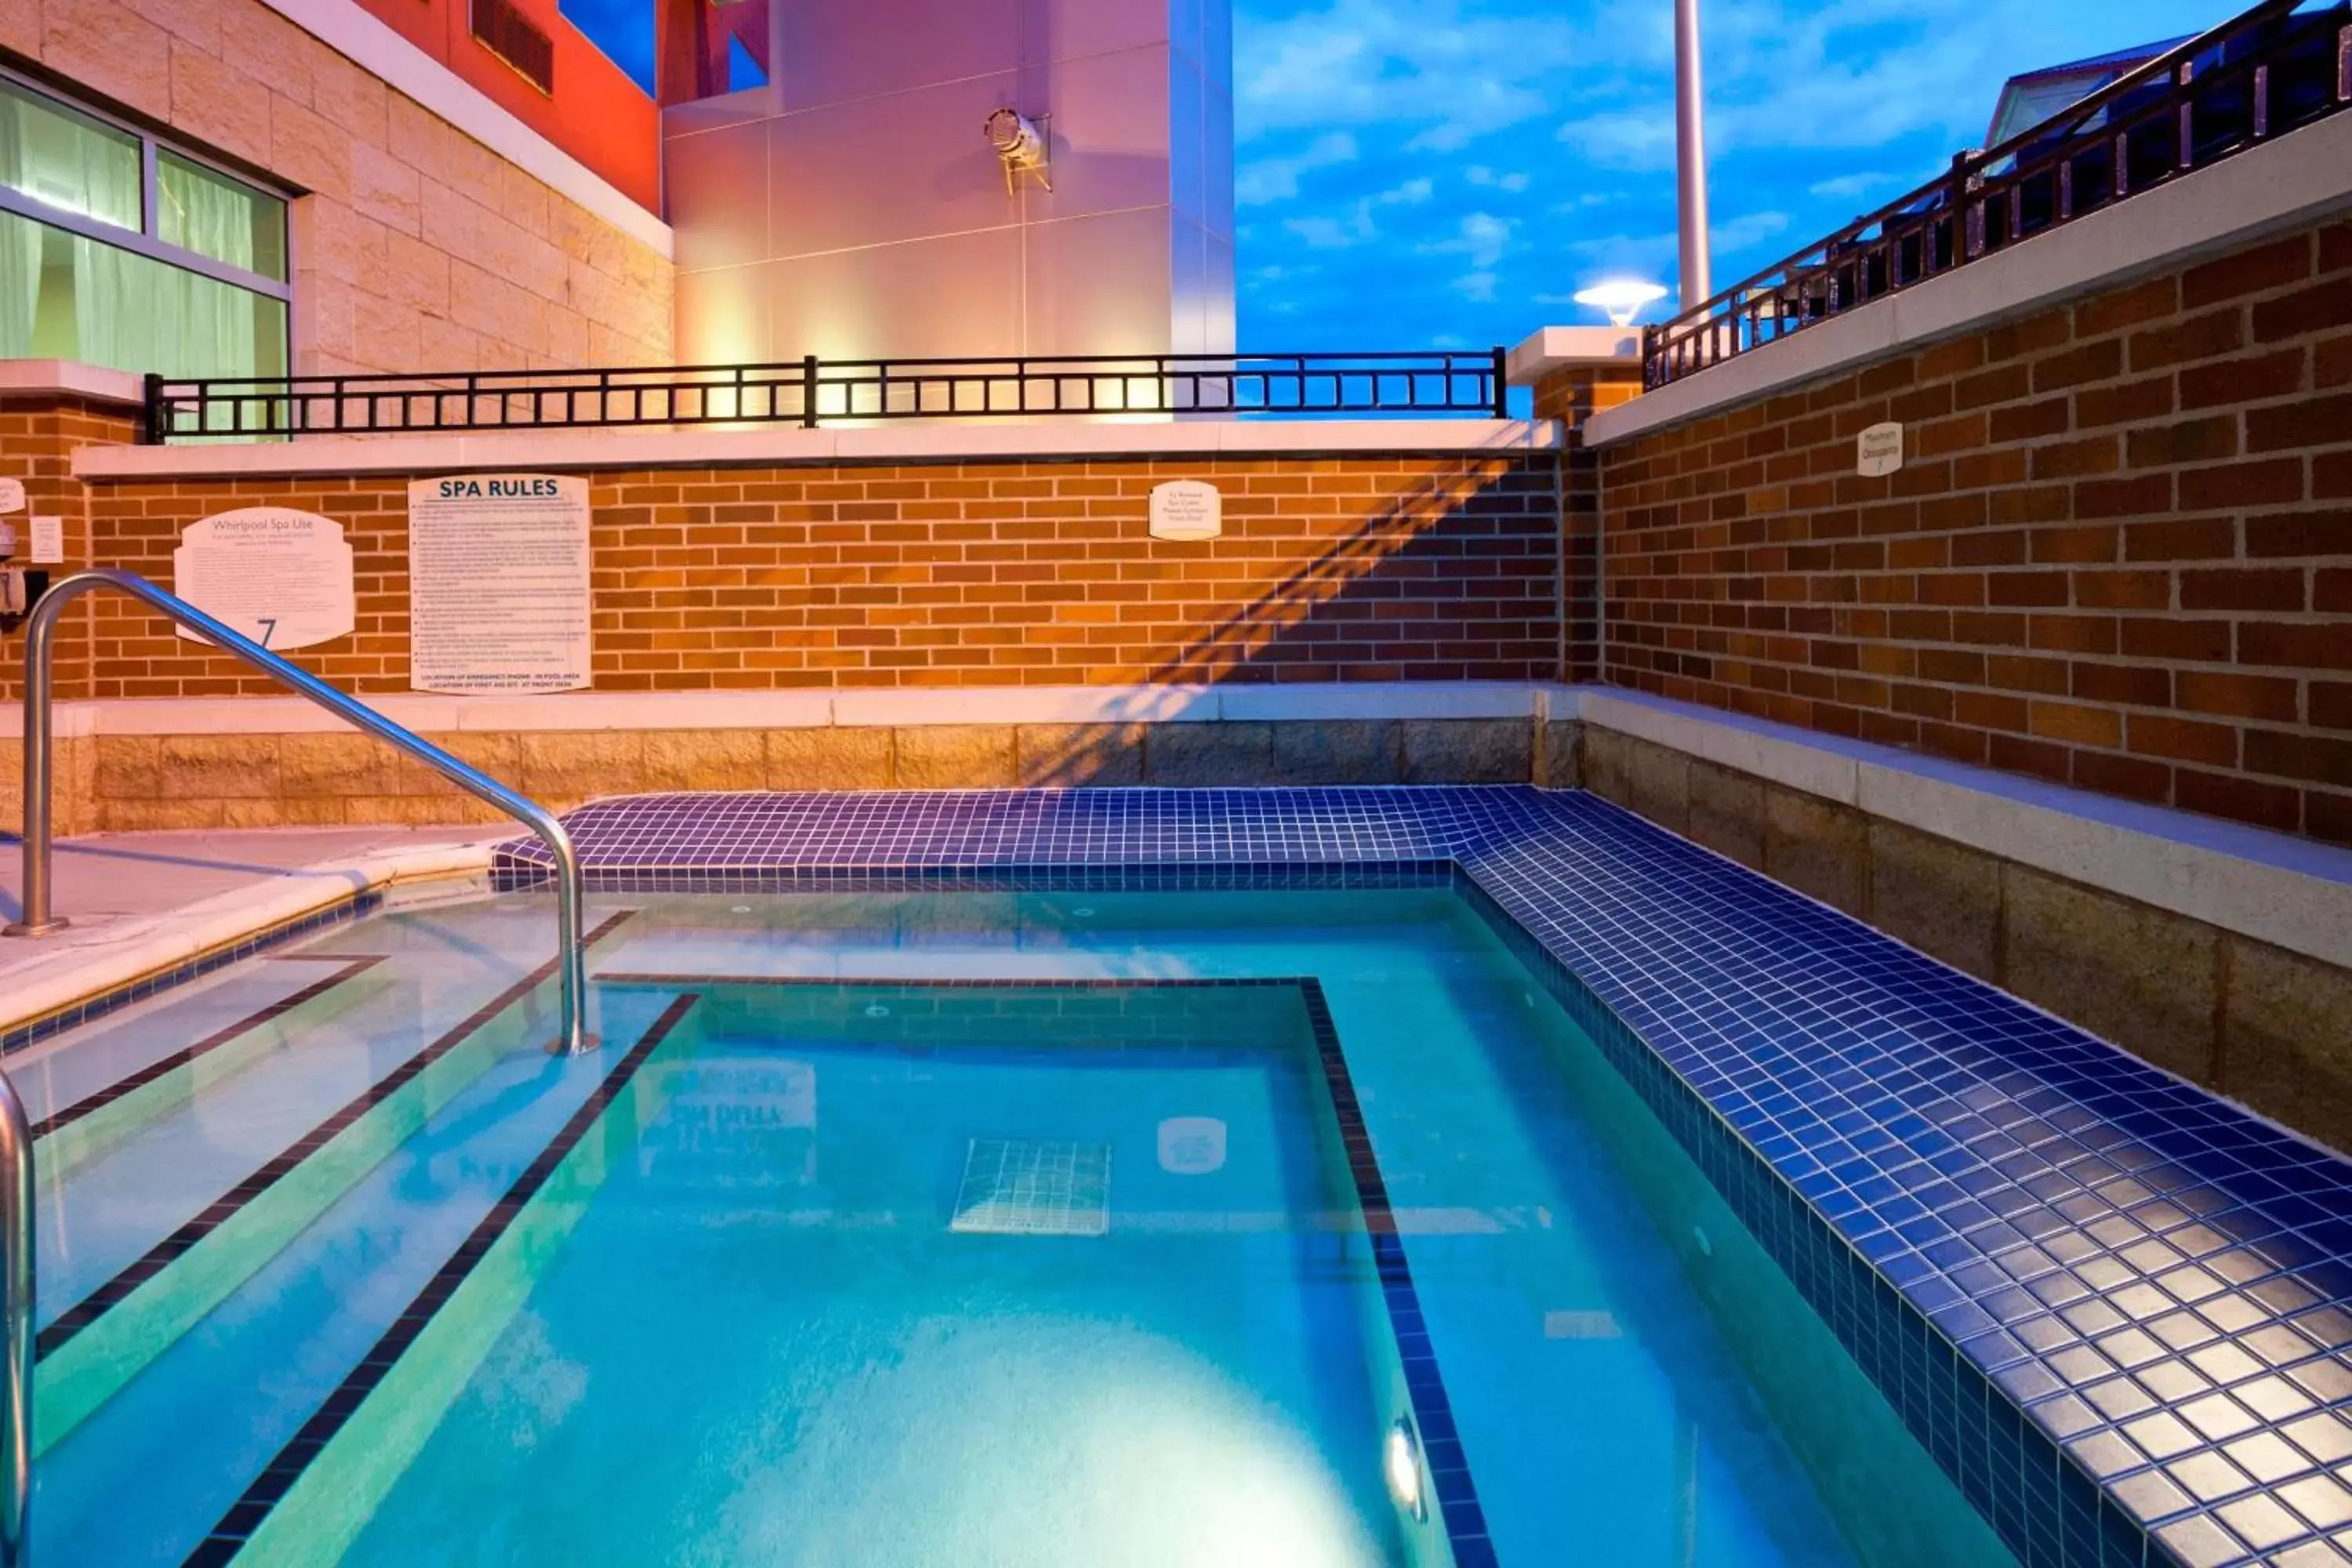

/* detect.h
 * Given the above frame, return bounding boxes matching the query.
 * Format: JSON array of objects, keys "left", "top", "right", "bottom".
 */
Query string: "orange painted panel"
[{"left": 352, "top": 0, "right": 662, "bottom": 215}]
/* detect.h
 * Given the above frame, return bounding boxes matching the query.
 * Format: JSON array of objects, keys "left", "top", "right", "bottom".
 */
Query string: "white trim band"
[
  {"left": 73, "top": 418, "right": 1565, "bottom": 479},
  {"left": 0, "top": 361, "right": 147, "bottom": 407}
]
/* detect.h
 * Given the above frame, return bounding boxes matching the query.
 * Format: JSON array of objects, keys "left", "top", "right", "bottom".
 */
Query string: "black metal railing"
[
  {"left": 1643, "top": 0, "right": 2352, "bottom": 388},
  {"left": 143, "top": 349, "right": 1512, "bottom": 442}
]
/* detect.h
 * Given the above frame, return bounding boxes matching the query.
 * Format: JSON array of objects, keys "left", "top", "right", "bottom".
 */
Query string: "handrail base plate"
[{"left": 0, "top": 919, "right": 67, "bottom": 938}]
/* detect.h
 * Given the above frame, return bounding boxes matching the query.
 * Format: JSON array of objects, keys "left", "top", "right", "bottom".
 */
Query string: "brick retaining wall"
[
  {"left": 71, "top": 455, "right": 1563, "bottom": 699},
  {"left": 1594, "top": 220, "right": 2352, "bottom": 844}
]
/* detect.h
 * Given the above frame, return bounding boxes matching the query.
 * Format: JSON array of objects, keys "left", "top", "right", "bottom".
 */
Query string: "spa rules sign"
[{"left": 408, "top": 474, "right": 592, "bottom": 694}]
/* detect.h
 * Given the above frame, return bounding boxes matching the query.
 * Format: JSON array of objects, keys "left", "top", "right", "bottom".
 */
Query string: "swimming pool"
[
  {"left": 17, "top": 884, "right": 2000, "bottom": 1566},
  {"left": 16, "top": 782, "right": 2352, "bottom": 1568}
]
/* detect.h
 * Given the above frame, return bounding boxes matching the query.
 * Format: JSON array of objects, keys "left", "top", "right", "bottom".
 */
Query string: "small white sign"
[
  {"left": 1157, "top": 1116, "right": 1227, "bottom": 1175},
  {"left": 1857, "top": 421, "right": 1905, "bottom": 477},
  {"left": 0, "top": 477, "right": 24, "bottom": 513},
  {"left": 408, "top": 474, "right": 593, "bottom": 695},
  {"left": 1149, "top": 480, "right": 1222, "bottom": 542},
  {"left": 28, "top": 516, "right": 64, "bottom": 564},
  {"left": 172, "top": 507, "right": 356, "bottom": 652}
]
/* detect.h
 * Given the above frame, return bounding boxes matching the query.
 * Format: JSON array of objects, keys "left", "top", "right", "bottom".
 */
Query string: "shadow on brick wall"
[{"left": 1007, "top": 459, "right": 1563, "bottom": 789}]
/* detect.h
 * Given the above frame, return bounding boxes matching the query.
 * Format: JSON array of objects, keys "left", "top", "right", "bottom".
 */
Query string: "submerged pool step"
[
  {"left": 195, "top": 993, "right": 702, "bottom": 1567},
  {"left": 31, "top": 912, "right": 638, "bottom": 1457},
  {"left": 32, "top": 956, "right": 394, "bottom": 1185},
  {"left": 27, "top": 991, "right": 687, "bottom": 1567}
]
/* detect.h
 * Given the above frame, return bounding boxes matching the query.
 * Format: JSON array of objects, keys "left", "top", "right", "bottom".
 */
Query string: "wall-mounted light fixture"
[{"left": 985, "top": 107, "right": 1052, "bottom": 195}]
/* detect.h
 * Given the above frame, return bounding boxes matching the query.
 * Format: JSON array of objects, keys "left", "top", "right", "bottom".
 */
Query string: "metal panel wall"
[{"left": 663, "top": 0, "right": 1234, "bottom": 363}]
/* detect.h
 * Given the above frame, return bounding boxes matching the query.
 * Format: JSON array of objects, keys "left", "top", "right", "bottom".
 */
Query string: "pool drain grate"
[{"left": 949, "top": 1138, "right": 1111, "bottom": 1236}]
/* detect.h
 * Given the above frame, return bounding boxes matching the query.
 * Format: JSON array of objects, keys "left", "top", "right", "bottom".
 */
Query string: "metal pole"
[
  {"left": 0, "top": 1068, "right": 27, "bottom": 1568},
  {"left": 1674, "top": 0, "right": 1713, "bottom": 308},
  {"left": 5, "top": 571, "right": 593, "bottom": 1055},
  {"left": 3, "top": 603, "right": 62, "bottom": 938}
]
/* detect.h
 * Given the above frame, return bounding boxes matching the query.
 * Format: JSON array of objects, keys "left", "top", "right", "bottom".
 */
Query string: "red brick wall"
[
  {"left": 0, "top": 396, "right": 138, "bottom": 703},
  {"left": 1596, "top": 220, "right": 2352, "bottom": 844},
  {"left": 69, "top": 455, "right": 1562, "bottom": 698}
]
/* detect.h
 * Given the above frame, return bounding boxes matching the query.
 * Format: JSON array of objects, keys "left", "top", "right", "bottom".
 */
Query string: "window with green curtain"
[
  {"left": 0, "top": 209, "right": 285, "bottom": 379},
  {"left": 158, "top": 151, "right": 286, "bottom": 282},
  {"left": 0, "top": 78, "right": 140, "bottom": 231}
]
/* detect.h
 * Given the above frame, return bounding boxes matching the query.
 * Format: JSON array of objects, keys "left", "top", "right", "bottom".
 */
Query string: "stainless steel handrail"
[
  {"left": 2, "top": 569, "right": 592, "bottom": 1055},
  {"left": 0, "top": 1070, "right": 26, "bottom": 1568}
]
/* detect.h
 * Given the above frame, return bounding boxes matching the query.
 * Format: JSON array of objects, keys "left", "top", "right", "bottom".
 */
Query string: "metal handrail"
[
  {"left": 0, "top": 1069, "right": 25, "bottom": 1568},
  {"left": 2, "top": 570, "right": 592, "bottom": 1056}
]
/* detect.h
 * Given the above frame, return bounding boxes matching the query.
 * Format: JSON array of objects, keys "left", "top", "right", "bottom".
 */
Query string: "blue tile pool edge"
[
  {"left": 0, "top": 891, "right": 383, "bottom": 1059},
  {"left": 1445, "top": 867, "right": 2147, "bottom": 1568}
]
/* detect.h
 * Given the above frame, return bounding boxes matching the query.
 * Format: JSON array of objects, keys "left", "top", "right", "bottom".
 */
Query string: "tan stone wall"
[
  {"left": 85, "top": 716, "right": 1580, "bottom": 829},
  {"left": 1582, "top": 724, "right": 2352, "bottom": 1157},
  {"left": 0, "top": 0, "right": 673, "bottom": 372}
]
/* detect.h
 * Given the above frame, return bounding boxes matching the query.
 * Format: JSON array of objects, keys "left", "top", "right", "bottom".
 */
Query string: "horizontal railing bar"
[
  {"left": 1642, "top": 0, "right": 2346, "bottom": 388},
  {"left": 148, "top": 349, "right": 1510, "bottom": 441}
]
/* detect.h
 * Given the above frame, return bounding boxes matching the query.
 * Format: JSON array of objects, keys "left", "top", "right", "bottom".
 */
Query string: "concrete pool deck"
[{"left": 0, "top": 826, "right": 508, "bottom": 1036}]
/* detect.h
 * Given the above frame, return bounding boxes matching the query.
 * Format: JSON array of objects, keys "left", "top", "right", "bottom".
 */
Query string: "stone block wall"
[
  {"left": 0, "top": 0, "right": 673, "bottom": 373},
  {"left": 1581, "top": 724, "right": 2352, "bottom": 1157},
  {"left": 1595, "top": 219, "right": 2352, "bottom": 845},
  {"left": 77, "top": 716, "right": 1582, "bottom": 829},
  {"left": 73, "top": 454, "right": 1563, "bottom": 699}
]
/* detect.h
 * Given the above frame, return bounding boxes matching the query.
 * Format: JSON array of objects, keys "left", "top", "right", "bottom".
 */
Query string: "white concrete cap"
[{"left": 1505, "top": 327, "right": 1643, "bottom": 387}]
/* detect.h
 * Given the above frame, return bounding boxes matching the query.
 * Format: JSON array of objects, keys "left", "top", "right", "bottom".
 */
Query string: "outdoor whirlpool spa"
[{"left": 13, "top": 787, "right": 2352, "bottom": 1567}]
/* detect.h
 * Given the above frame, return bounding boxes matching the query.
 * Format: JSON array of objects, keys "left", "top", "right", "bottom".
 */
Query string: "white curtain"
[
  {"left": 0, "top": 212, "right": 38, "bottom": 360},
  {"left": 0, "top": 84, "right": 139, "bottom": 230},
  {"left": 158, "top": 156, "right": 265, "bottom": 275}
]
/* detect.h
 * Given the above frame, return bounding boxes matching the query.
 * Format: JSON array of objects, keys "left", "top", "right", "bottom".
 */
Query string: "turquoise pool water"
[{"left": 15, "top": 886, "right": 2013, "bottom": 1566}]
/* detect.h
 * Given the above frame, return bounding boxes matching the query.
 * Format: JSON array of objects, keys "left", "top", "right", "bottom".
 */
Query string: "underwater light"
[
  {"left": 1384, "top": 1418, "right": 1427, "bottom": 1522},
  {"left": 1572, "top": 280, "right": 1671, "bottom": 328}
]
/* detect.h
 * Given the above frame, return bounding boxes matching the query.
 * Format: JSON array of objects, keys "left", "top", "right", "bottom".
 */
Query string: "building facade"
[
  {"left": 0, "top": 0, "right": 1234, "bottom": 389},
  {"left": 661, "top": 0, "right": 1237, "bottom": 364}
]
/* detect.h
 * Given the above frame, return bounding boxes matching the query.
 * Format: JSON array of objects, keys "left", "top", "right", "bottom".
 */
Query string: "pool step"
[
  {"left": 29, "top": 913, "right": 637, "bottom": 1458},
  {"left": 31, "top": 957, "right": 396, "bottom": 1185},
  {"left": 27, "top": 982, "right": 687, "bottom": 1567}
]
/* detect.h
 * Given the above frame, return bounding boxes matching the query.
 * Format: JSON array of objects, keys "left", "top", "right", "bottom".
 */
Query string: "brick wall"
[
  {"left": 68, "top": 455, "right": 1563, "bottom": 698},
  {"left": 0, "top": 0, "right": 673, "bottom": 373},
  {"left": 0, "top": 394, "right": 138, "bottom": 703},
  {"left": 1595, "top": 219, "right": 2352, "bottom": 845},
  {"left": 1541, "top": 364, "right": 1645, "bottom": 684}
]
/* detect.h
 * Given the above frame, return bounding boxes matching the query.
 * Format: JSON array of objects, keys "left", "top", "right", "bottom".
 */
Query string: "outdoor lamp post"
[{"left": 1675, "top": 0, "right": 1712, "bottom": 308}]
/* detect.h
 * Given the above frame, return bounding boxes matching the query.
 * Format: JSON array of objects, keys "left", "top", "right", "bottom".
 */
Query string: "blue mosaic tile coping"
[
  {"left": 499, "top": 787, "right": 2352, "bottom": 1568},
  {"left": 0, "top": 891, "right": 382, "bottom": 1059}
]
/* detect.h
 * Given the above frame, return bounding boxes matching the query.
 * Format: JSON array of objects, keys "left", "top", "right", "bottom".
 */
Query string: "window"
[
  {"left": 472, "top": 0, "right": 556, "bottom": 96},
  {"left": 0, "top": 71, "right": 290, "bottom": 380}
]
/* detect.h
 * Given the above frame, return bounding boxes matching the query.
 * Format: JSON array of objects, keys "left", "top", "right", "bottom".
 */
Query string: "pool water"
[{"left": 14, "top": 886, "right": 2015, "bottom": 1566}]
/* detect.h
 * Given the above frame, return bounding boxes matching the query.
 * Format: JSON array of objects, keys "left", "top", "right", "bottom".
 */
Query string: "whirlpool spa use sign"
[{"left": 408, "top": 474, "right": 593, "bottom": 695}]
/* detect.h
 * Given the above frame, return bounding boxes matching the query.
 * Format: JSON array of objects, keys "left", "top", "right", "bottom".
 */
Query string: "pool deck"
[{"left": 0, "top": 826, "right": 506, "bottom": 1036}]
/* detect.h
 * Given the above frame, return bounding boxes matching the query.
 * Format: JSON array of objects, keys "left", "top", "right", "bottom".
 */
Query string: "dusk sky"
[{"left": 561, "top": 0, "right": 2229, "bottom": 350}]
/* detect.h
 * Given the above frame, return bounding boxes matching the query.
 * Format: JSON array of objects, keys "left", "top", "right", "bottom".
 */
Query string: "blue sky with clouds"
[{"left": 562, "top": 0, "right": 2229, "bottom": 349}]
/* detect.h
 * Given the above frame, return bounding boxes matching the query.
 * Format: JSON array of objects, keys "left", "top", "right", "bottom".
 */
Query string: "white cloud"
[
  {"left": 1465, "top": 167, "right": 1532, "bottom": 192},
  {"left": 1379, "top": 176, "right": 1435, "bottom": 205},
  {"left": 1556, "top": 108, "right": 1676, "bottom": 172},
  {"left": 1424, "top": 212, "right": 1515, "bottom": 269},
  {"left": 1807, "top": 171, "right": 1896, "bottom": 202},
  {"left": 1454, "top": 271, "right": 1499, "bottom": 303},
  {"left": 1236, "top": 0, "right": 1583, "bottom": 149},
  {"left": 1284, "top": 210, "right": 1375, "bottom": 249},
  {"left": 1235, "top": 132, "right": 1359, "bottom": 207}
]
